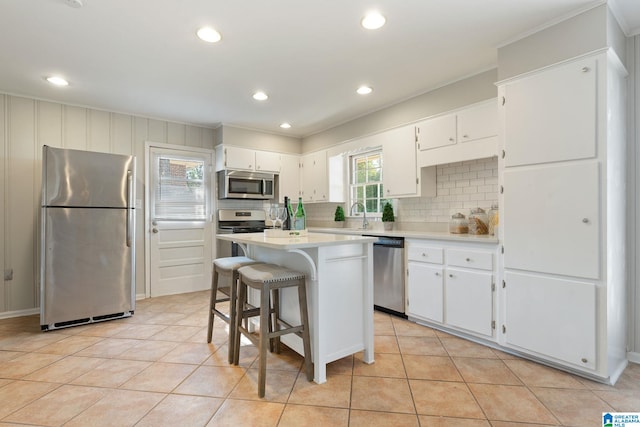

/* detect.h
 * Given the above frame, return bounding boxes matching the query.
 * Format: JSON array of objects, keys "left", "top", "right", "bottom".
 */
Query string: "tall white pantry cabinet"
[{"left": 497, "top": 50, "right": 628, "bottom": 384}]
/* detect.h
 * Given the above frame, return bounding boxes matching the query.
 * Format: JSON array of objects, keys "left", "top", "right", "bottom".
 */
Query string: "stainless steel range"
[{"left": 216, "top": 209, "right": 267, "bottom": 258}]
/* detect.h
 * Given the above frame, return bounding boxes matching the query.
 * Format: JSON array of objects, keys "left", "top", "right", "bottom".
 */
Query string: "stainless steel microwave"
[{"left": 217, "top": 170, "right": 275, "bottom": 200}]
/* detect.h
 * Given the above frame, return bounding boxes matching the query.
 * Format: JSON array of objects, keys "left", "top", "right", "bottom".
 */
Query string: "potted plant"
[
  {"left": 382, "top": 202, "right": 395, "bottom": 231},
  {"left": 334, "top": 205, "right": 345, "bottom": 227}
]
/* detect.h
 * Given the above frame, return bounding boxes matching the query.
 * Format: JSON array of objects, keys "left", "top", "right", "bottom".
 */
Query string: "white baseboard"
[
  {"left": 136, "top": 293, "right": 147, "bottom": 301},
  {"left": 0, "top": 307, "right": 39, "bottom": 320},
  {"left": 628, "top": 351, "right": 640, "bottom": 364}
]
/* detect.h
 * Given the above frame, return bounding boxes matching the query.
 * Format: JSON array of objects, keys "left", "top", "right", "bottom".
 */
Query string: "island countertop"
[{"left": 216, "top": 231, "right": 377, "bottom": 250}]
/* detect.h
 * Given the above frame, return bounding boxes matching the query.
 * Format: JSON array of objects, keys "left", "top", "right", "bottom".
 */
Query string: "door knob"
[{"left": 152, "top": 228, "right": 158, "bottom": 233}]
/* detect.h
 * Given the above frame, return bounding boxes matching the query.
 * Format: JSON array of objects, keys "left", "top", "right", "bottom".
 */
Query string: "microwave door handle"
[{"left": 263, "top": 179, "right": 267, "bottom": 196}]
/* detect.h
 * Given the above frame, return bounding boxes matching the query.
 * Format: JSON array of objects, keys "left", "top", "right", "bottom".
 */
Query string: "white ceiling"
[{"left": 0, "top": 0, "right": 636, "bottom": 138}]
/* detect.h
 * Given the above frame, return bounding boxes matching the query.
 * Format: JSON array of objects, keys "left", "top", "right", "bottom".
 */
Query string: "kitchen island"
[{"left": 216, "top": 232, "right": 377, "bottom": 383}]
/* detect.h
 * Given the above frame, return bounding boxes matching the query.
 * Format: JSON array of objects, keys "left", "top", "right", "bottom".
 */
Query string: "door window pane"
[{"left": 154, "top": 155, "right": 206, "bottom": 220}]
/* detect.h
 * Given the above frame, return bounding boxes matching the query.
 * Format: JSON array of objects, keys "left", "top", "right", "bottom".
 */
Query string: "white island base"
[{"left": 216, "top": 232, "right": 376, "bottom": 383}]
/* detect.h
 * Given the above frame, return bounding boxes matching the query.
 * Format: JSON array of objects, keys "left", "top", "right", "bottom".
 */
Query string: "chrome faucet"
[{"left": 350, "top": 202, "right": 369, "bottom": 229}]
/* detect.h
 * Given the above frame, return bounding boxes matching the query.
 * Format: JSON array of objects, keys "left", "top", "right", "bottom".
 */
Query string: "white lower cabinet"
[
  {"left": 445, "top": 268, "right": 493, "bottom": 337},
  {"left": 503, "top": 271, "right": 596, "bottom": 370},
  {"left": 407, "top": 239, "right": 497, "bottom": 339},
  {"left": 407, "top": 262, "right": 443, "bottom": 323}
]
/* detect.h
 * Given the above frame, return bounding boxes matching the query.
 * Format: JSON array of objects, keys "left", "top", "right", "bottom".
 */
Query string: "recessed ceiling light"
[
  {"left": 361, "top": 12, "right": 386, "bottom": 30},
  {"left": 253, "top": 91, "right": 268, "bottom": 101},
  {"left": 196, "top": 26, "right": 222, "bottom": 43},
  {"left": 280, "top": 123, "right": 291, "bottom": 129},
  {"left": 357, "top": 86, "right": 373, "bottom": 95},
  {"left": 46, "top": 76, "right": 69, "bottom": 87}
]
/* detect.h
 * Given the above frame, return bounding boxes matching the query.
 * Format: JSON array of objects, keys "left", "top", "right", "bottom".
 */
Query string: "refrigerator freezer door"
[
  {"left": 43, "top": 146, "right": 134, "bottom": 208},
  {"left": 41, "top": 207, "right": 135, "bottom": 327}
]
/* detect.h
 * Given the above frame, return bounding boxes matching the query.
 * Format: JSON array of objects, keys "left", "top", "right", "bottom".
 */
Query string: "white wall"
[
  {"left": 216, "top": 124, "right": 302, "bottom": 154},
  {"left": 497, "top": 4, "right": 608, "bottom": 80},
  {"left": 0, "top": 94, "right": 215, "bottom": 315}
]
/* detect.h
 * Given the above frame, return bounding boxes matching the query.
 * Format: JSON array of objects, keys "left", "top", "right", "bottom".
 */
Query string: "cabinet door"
[
  {"left": 407, "top": 263, "right": 443, "bottom": 323},
  {"left": 503, "top": 161, "right": 600, "bottom": 279},
  {"left": 278, "top": 154, "right": 300, "bottom": 203},
  {"left": 457, "top": 101, "right": 497, "bottom": 143},
  {"left": 255, "top": 151, "right": 281, "bottom": 173},
  {"left": 445, "top": 268, "right": 493, "bottom": 337},
  {"left": 383, "top": 125, "right": 419, "bottom": 197},
  {"left": 503, "top": 57, "right": 597, "bottom": 167},
  {"left": 504, "top": 271, "right": 596, "bottom": 370},
  {"left": 301, "top": 151, "right": 327, "bottom": 202},
  {"left": 223, "top": 146, "right": 255, "bottom": 171},
  {"left": 416, "top": 114, "right": 456, "bottom": 151}
]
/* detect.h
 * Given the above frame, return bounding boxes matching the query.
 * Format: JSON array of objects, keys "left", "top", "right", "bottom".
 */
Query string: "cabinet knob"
[
  {"left": 582, "top": 218, "right": 589, "bottom": 224},
  {"left": 466, "top": 257, "right": 471, "bottom": 262},
  {"left": 449, "top": 137, "right": 455, "bottom": 142},
  {"left": 463, "top": 134, "right": 469, "bottom": 138},
  {"left": 581, "top": 358, "right": 588, "bottom": 363},
  {"left": 581, "top": 67, "right": 590, "bottom": 73},
  {"left": 448, "top": 273, "right": 453, "bottom": 278},
  {"left": 435, "top": 272, "right": 440, "bottom": 276},
  {"left": 422, "top": 253, "right": 427, "bottom": 257}
]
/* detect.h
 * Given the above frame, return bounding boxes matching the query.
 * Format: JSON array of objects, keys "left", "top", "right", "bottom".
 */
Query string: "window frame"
[{"left": 348, "top": 148, "right": 391, "bottom": 219}]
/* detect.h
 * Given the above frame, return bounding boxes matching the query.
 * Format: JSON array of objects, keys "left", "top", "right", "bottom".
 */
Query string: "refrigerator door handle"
[{"left": 126, "top": 170, "right": 133, "bottom": 247}]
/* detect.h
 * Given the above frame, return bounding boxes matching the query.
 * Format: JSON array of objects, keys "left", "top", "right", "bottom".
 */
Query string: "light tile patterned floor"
[{"left": 0, "top": 290, "right": 638, "bottom": 426}]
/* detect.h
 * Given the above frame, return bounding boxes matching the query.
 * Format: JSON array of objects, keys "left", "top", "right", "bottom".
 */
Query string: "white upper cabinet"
[
  {"left": 278, "top": 153, "right": 300, "bottom": 203},
  {"left": 301, "top": 150, "right": 328, "bottom": 203},
  {"left": 215, "top": 145, "right": 281, "bottom": 173},
  {"left": 503, "top": 57, "right": 597, "bottom": 167},
  {"left": 416, "top": 114, "right": 457, "bottom": 151},
  {"left": 255, "top": 151, "right": 281, "bottom": 173},
  {"left": 216, "top": 145, "right": 254, "bottom": 171},
  {"left": 417, "top": 100, "right": 498, "bottom": 168},
  {"left": 457, "top": 101, "right": 498, "bottom": 144},
  {"left": 382, "top": 125, "right": 435, "bottom": 198}
]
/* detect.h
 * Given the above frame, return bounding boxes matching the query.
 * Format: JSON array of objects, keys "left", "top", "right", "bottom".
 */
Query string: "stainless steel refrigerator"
[{"left": 40, "top": 146, "right": 136, "bottom": 331}]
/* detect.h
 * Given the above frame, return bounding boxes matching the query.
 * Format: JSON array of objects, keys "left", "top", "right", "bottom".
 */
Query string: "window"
[
  {"left": 153, "top": 154, "right": 207, "bottom": 220},
  {"left": 349, "top": 149, "right": 391, "bottom": 217}
]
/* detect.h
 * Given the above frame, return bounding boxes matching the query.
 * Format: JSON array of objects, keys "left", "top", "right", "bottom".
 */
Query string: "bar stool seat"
[
  {"left": 233, "top": 263, "right": 313, "bottom": 397},
  {"left": 207, "top": 256, "right": 261, "bottom": 363}
]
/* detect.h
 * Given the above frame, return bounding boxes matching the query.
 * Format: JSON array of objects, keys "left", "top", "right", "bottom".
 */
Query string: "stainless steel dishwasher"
[{"left": 365, "top": 235, "right": 406, "bottom": 318}]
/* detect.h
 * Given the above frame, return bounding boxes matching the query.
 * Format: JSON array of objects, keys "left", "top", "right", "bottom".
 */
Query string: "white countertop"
[
  {"left": 307, "top": 227, "right": 499, "bottom": 244},
  {"left": 216, "top": 231, "right": 377, "bottom": 250}
]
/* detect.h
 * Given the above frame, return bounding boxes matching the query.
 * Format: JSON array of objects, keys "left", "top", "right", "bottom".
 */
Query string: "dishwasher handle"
[{"left": 365, "top": 235, "right": 404, "bottom": 248}]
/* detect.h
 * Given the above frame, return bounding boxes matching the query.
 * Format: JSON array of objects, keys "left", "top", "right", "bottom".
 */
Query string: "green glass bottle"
[{"left": 294, "top": 197, "right": 306, "bottom": 230}]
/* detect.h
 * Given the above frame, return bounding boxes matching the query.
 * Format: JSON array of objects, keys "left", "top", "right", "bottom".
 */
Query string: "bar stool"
[
  {"left": 233, "top": 263, "right": 313, "bottom": 397},
  {"left": 207, "top": 256, "right": 261, "bottom": 363}
]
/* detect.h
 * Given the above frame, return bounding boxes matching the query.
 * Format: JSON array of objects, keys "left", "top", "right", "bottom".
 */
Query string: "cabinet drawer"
[
  {"left": 447, "top": 249, "right": 493, "bottom": 270},
  {"left": 407, "top": 246, "right": 443, "bottom": 264}
]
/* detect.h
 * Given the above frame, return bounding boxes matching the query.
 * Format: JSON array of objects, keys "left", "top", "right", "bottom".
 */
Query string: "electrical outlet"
[{"left": 4, "top": 269, "right": 13, "bottom": 281}]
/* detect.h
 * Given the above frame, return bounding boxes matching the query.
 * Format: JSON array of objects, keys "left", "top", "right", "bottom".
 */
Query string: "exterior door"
[{"left": 147, "top": 145, "right": 214, "bottom": 297}]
